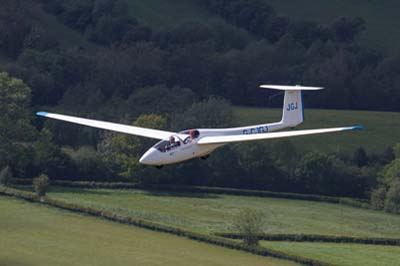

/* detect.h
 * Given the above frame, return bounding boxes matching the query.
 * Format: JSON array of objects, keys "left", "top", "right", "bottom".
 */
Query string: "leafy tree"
[
  {"left": 370, "top": 186, "right": 387, "bottom": 210},
  {"left": 330, "top": 17, "right": 365, "bottom": 43},
  {"left": 353, "top": 147, "right": 368, "bottom": 167},
  {"left": 127, "top": 85, "right": 197, "bottom": 116},
  {"left": 99, "top": 114, "right": 168, "bottom": 181},
  {"left": 294, "top": 151, "right": 362, "bottom": 196},
  {"left": 173, "top": 96, "right": 234, "bottom": 129},
  {"left": 233, "top": 208, "right": 265, "bottom": 246},
  {"left": 0, "top": 72, "right": 36, "bottom": 172},
  {"left": 384, "top": 179, "right": 400, "bottom": 214},
  {"left": 65, "top": 146, "right": 114, "bottom": 181},
  {"left": 34, "top": 129, "right": 74, "bottom": 179},
  {"left": 33, "top": 174, "right": 50, "bottom": 197},
  {"left": 0, "top": 0, "right": 31, "bottom": 58}
]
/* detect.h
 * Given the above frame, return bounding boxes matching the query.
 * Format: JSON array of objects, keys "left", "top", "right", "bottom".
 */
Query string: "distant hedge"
[
  {"left": 0, "top": 185, "right": 335, "bottom": 266},
  {"left": 11, "top": 179, "right": 372, "bottom": 210},
  {"left": 215, "top": 233, "right": 400, "bottom": 246}
]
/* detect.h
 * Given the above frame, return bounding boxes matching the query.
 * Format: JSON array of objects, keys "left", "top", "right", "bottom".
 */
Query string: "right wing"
[
  {"left": 197, "top": 126, "right": 363, "bottom": 145},
  {"left": 36, "top": 112, "right": 176, "bottom": 140}
]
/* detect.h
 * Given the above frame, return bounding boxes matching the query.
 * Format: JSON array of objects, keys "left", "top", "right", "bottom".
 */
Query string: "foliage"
[
  {"left": 0, "top": 166, "right": 12, "bottom": 186},
  {"left": 0, "top": 72, "right": 36, "bottom": 175},
  {"left": 34, "top": 129, "right": 74, "bottom": 179},
  {"left": 384, "top": 180, "right": 400, "bottom": 214},
  {"left": 173, "top": 96, "right": 234, "bottom": 129},
  {"left": 370, "top": 186, "right": 387, "bottom": 210},
  {"left": 33, "top": 174, "right": 49, "bottom": 197},
  {"left": 99, "top": 114, "right": 168, "bottom": 182},
  {"left": 233, "top": 208, "right": 265, "bottom": 246},
  {"left": 294, "top": 152, "right": 364, "bottom": 196}
]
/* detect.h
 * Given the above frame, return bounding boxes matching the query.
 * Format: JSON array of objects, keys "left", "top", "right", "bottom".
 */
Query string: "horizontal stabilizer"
[
  {"left": 260, "top": 85, "right": 324, "bottom": 91},
  {"left": 198, "top": 126, "right": 363, "bottom": 145}
]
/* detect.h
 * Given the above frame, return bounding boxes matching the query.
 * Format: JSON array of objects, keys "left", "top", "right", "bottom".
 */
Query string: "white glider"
[{"left": 37, "top": 85, "right": 363, "bottom": 166}]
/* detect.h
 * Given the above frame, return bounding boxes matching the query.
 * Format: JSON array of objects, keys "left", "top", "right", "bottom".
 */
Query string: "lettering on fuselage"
[{"left": 243, "top": 125, "right": 268, "bottom": 135}]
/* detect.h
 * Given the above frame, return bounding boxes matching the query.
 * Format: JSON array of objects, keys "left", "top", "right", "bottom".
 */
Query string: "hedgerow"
[{"left": 215, "top": 233, "right": 400, "bottom": 246}]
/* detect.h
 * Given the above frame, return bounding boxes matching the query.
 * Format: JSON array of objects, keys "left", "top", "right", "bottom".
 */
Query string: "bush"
[
  {"left": 232, "top": 208, "right": 265, "bottom": 246},
  {"left": 371, "top": 186, "right": 387, "bottom": 210},
  {"left": 385, "top": 180, "right": 400, "bottom": 213},
  {"left": 33, "top": 174, "right": 50, "bottom": 197},
  {"left": 0, "top": 166, "right": 12, "bottom": 186}
]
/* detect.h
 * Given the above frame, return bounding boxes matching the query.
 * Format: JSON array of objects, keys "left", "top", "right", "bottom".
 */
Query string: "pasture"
[
  {"left": 261, "top": 241, "right": 400, "bottom": 266},
  {"left": 48, "top": 187, "right": 400, "bottom": 238},
  {"left": 234, "top": 107, "right": 400, "bottom": 154},
  {"left": 0, "top": 196, "right": 299, "bottom": 266}
]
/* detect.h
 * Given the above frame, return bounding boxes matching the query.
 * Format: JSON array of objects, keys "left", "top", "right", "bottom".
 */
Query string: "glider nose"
[{"left": 139, "top": 148, "right": 159, "bottom": 165}]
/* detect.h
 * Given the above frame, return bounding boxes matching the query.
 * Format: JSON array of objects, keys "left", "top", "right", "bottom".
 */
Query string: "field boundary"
[
  {"left": 0, "top": 185, "right": 336, "bottom": 266},
  {"left": 11, "top": 179, "right": 372, "bottom": 210},
  {"left": 215, "top": 233, "right": 400, "bottom": 246}
]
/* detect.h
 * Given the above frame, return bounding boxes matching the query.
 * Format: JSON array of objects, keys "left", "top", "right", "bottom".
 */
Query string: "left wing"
[
  {"left": 197, "top": 126, "right": 363, "bottom": 145},
  {"left": 36, "top": 112, "right": 176, "bottom": 140}
]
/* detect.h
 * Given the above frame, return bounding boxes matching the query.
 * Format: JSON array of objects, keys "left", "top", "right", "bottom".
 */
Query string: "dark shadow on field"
[
  {"left": 145, "top": 190, "right": 220, "bottom": 199},
  {"left": 49, "top": 187, "right": 113, "bottom": 196}
]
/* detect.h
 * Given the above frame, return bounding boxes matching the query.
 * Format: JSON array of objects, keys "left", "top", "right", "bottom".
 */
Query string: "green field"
[
  {"left": 234, "top": 107, "right": 400, "bottom": 154},
  {"left": 48, "top": 187, "right": 400, "bottom": 238},
  {"left": 261, "top": 241, "right": 400, "bottom": 266},
  {"left": 0, "top": 196, "right": 299, "bottom": 266}
]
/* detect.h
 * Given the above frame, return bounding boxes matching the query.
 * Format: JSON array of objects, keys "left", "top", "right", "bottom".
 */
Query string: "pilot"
[
  {"left": 189, "top": 129, "right": 196, "bottom": 139},
  {"left": 169, "top": 136, "right": 175, "bottom": 145}
]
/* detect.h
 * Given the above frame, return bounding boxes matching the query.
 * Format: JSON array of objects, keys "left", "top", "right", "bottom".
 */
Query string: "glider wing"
[
  {"left": 36, "top": 112, "right": 176, "bottom": 140},
  {"left": 197, "top": 126, "right": 363, "bottom": 145}
]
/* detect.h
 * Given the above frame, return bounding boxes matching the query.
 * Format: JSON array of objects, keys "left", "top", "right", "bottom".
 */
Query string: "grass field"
[
  {"left": 234, "top": 107, "right": 400, "bottom": 154},
  {"left": 261, "top": 241, "right": 400, "bottom": 266},
  {"left": 0, "top": 196, "right": 299, "bottom": 266},
  {"left": 48, "top": 187, "right": 400, "bottom": 238}
]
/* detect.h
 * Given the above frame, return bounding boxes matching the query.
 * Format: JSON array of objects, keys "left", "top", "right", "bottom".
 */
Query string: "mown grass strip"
[
  {"left": 215, "top": 233, "right": 400, "bottom": 246},
  {"left": 0, "top": 185, "right": 335, "bottom": 266}
]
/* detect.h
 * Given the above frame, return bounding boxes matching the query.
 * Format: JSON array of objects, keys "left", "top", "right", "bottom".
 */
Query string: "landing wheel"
[{"left": 155, "top": 165, "right": 164, "bottom": 169}]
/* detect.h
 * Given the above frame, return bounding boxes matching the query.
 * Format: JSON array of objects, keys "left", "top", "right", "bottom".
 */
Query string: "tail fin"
[{"left": 260, "top": 85, "right": 324, "bottom": 128}]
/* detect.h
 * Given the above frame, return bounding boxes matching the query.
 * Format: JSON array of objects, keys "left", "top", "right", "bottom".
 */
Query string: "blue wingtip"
[
  {"left": 344, "top": 125, "right": 364, "bottom": 131},
  {"left": 36, "top": 111, "right": 48, "bottom": 117}
]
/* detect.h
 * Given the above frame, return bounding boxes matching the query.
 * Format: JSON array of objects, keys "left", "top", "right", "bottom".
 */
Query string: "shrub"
[
  {"left": 0, "top": 166, "right": 12, "bottom": 186},
  {"left": 385, "top": 180, "right": 400, "bottom": 213},
  {"left": 371, "top": 186, "right": 387, "bottom": 210},
  {"left": 232, "top": 208, "right": 265, "bottom": 246},
  {"left": 33, "top": 174, "right": 50, "bottom": 197}
]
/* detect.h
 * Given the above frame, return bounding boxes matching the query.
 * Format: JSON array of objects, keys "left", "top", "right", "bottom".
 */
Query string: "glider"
[{"left": 37, "top": 85, "right": 363, "bottom": 166}]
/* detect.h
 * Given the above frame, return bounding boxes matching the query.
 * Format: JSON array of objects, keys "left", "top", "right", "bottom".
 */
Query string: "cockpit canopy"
[{"left": 154, "top": 129, "right": 200, "bottom": 152}]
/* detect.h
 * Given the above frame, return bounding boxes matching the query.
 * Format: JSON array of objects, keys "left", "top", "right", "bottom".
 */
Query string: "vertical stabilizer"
[{"left": 260, "top": 85, "right": 324, "bottom": 128}]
